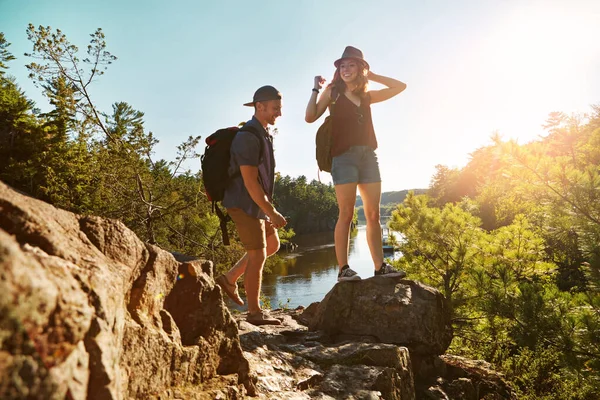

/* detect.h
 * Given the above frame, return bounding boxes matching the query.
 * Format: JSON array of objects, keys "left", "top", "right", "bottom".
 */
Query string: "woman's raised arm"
[
  {"left": 305, "top": 76, "right": 332, "bottom": 123},
  {"left": 367, "top": 71, "right": 407, "bottom": 104}
]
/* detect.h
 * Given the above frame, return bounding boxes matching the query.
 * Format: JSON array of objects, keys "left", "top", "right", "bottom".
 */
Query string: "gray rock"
[{"left": 308, "top": 276, "right": 453, "bottom": 355}]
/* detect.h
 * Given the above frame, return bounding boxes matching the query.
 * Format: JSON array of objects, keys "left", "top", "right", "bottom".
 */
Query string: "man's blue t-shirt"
[{"left": 222, "top": 117, "right": 275, "bottom": 220}]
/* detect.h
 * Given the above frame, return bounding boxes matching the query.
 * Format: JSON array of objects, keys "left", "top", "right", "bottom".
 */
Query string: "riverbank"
[{"left": 260, "top": 224, "right": 402, "bottom": 309}]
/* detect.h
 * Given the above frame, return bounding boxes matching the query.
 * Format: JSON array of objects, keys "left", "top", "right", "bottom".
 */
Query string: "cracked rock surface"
[
  {"left": 0, "top": 181, "right": 252, "bottom": 399},
  {"left": 233, "top": 309, "right": 415, "bottom": 399},
  {"left": 232, "top": 304, "right": 516, "bottom": 400}
]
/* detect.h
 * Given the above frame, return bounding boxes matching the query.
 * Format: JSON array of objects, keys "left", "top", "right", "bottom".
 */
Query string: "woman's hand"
[
  {"left": 314, "top": 75, "right": 326, "bottom": 90},
  {"left": 306, "top": 76, "right": 331, "bottom": 122}
]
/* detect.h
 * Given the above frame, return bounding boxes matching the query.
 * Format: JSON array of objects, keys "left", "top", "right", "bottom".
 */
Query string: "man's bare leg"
[
  {"left": 225, "top": 231, "right": 280, "bottom": 283},
  {"left": 244, "top": 248, "right": 267, "bottom": 314}
]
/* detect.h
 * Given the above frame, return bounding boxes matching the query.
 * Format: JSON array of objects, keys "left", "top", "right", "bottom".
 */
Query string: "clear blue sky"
[{"left": 2, "top": 0, "right": 599, "bottom": 192}]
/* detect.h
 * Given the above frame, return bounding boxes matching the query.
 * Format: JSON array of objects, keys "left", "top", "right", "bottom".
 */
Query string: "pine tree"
[{"left": 0, "top": 33, "right": 16, "bottom": 76}]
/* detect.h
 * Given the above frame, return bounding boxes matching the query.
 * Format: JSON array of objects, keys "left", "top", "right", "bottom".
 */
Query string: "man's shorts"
[
  {"left": 331, "top": 146, "right": 381, "bottom": 186},
  {"left": 227, "top": 207, "right": 276, "bottom": 250}
]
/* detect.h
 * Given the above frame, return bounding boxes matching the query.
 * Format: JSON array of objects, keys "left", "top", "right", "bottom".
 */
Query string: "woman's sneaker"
[
  {"left": 338, "top": 265, "right": 361, "bottom": 282},
  {"left": 374, "top": 263, "right": 406, "bottom": 278}
]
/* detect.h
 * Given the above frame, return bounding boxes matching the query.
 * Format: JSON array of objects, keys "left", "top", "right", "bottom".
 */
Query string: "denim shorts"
[{"left": 331, "top": 146, "right": 381, "bottom": 185}]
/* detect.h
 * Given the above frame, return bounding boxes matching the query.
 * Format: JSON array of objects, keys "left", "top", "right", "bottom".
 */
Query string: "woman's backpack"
[{"left": 315, "top": 88, "right": 339, "bottom": 173}]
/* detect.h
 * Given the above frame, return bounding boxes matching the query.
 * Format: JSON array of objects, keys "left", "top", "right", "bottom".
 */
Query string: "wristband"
[{"left": 312, "top": 88, "right": 319, "bottom": 93}]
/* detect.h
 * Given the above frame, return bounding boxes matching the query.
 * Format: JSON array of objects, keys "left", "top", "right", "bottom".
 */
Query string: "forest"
[
  {"left": 355, "top": 188, "right": 428, "bottom": 220},
  {"left": 1, "top": 27, "right": 599, "bottom": 399},
  {"left": 389, "top": 112, "right": 600, "bottom": 398}
]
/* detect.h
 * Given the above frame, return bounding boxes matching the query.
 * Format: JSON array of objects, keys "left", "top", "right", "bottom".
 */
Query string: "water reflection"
[{"left": 261, "top": 221, "right": 401, "bottom": 308}]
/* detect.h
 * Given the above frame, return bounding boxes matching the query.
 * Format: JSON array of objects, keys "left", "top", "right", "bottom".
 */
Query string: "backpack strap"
[
  {"left": 213, "top": 202, "right": 231, "bottom": 245},
  {"left": 228, "top": 124, "right": 265, "bottom": 180},
  {"left": 329, "top": 86, "right": 340, "bottom": 110},
  {"left": 239, "top": 123, "right": 271, "bottom": 200},
  {"left": 239, "top": 124, "right": 264, "bottom": 159}
]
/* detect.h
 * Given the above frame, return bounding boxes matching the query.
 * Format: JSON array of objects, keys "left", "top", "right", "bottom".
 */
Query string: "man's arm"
[{"left": 239, "top": 165, "right": 287, "bottom": 228}]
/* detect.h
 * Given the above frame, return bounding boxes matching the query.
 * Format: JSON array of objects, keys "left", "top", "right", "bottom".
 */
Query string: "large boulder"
[
  {"left": 308, "top": 277, "right": 453, "bottom": 355},
  {"left": 0, "top": 181, "right": 252, "bottom": 399}
]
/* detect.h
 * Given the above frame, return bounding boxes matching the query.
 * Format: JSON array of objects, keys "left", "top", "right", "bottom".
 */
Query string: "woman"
[{"left": 305, "top": 46, "right": 407, "bottom": 281}]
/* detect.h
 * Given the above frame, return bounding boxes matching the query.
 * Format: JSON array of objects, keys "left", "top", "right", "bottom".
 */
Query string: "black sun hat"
[{"left": 243, "top": 85, "right": 282, "bottom": 107}]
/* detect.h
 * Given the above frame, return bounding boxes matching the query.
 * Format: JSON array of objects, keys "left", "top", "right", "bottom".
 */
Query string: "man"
[{"left": 215, "top": 85, "right": 287, "bottom": 326}]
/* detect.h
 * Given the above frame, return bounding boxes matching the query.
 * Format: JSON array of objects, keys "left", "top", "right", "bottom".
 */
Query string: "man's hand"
[{"left": 268, "top": 210, "right": 287, "bottom": 229}]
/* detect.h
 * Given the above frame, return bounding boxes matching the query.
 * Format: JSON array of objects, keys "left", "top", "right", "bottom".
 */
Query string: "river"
[{"left": 225, "top": 221, "right": 402, "bottom": 310}]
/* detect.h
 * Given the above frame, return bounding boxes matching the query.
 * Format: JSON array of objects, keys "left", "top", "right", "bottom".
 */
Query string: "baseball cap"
[{"left": 243, "top": 85, "right": 282, "bottom": 107}]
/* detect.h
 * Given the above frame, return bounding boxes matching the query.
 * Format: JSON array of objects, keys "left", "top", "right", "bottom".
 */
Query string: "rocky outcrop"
[
  {"left": 0, "top": 180, "right": 517, "bottom": 399},
  {"left": 233, "top": 309, "right": 415, "bottom": 399},
  {"left": 0, "top": 181, "right": 252, "bottom": 399},
  {"left": 230, "top": 306, "right": 517, "bottom": 400},
  {"left": 309, "top": 277, "right": 453, "bottom": 355}
]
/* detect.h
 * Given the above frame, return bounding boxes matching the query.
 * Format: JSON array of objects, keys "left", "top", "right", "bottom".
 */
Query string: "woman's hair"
[{"left": 329, "top": 61, "right": 369, "bottom": 96}]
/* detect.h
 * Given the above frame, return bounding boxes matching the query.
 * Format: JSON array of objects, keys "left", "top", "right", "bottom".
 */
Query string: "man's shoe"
[
  {"left": 246, "top": 310, "right": 282, "bottom": 326},
  {"left": 374, "top": 263, "right": 406, "bottom": 278},
  {"left": 337, "top": 265, "right": 361, "bottom": 282},
  {"left": 215, "top": 275, "right": 244, "bottom": 306}
]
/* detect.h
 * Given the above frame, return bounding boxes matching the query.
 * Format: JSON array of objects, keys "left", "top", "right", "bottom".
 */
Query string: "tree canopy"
[{"left": 390, "top": 108, "right": 600, "bottom": 398}]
